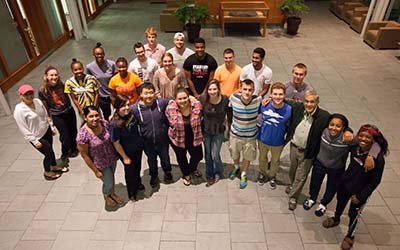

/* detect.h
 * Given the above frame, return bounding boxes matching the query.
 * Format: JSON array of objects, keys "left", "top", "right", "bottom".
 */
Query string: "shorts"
[{"left": 229, "top": 136, "right": 257, "bottom": 162}]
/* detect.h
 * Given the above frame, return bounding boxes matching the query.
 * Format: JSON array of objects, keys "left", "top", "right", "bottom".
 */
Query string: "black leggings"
[
  {"left": 99, "top": 96, "right": 112, "bottom": 121},
  {"left": 52, "top": 108, "right": 78, "bottom": 157},
  {"left": 334, "top": 185, "right": 366, "bottom": 238},
  {"left": 123, "top": 150, "right": 143, "bottom": 199},
  {"left": 171, "top": 142, "right": 203, "bottom": 177},
  {"left": 30, "top": 127, "right": 57, "bottom": 172}
]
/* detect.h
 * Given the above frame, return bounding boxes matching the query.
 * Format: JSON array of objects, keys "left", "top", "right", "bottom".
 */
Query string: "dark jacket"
[
  {"left": 131, "top": 98, "right": 170, "bottom": 145},
  {"left": 285, "top": 101, "right": 330, "bottom": 160},
  {"left": 341, "top": 146, "right": 385, "bottom": 203}
]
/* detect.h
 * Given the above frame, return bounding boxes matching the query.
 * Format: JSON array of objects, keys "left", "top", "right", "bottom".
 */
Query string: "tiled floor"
[{"left": 1, "top": 1, "right": 400, "bottom": 249}]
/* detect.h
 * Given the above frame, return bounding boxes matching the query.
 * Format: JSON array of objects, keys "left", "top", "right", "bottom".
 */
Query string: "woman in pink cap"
[{"left": 14, "top": 84, "right": 68, "bottom": 180}]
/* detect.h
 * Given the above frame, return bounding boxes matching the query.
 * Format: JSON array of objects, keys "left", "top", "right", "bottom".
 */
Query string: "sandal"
[
  {"left": 43, "top": 171, "right": 61, "bottom": 181},
  {"left": 341, "top": 236, "right": 354, "bottom": 250},
  {"left": 192, "top": 170, "right": 202, "bottom": 177},
  {"left": 52, "top": 166, "right": 69, "bottom": 173},
  {"left": 183, "top": 176, "right": 191, "bottom": 186},
  {"left": 322, "top": 217, "right": 340, "bottom": 228},
  {"left": 104, "top": 195, "right": 117, "bottom": 207},
  {"left": 110, "top": 193, "right": 124, "bottom": 204}
]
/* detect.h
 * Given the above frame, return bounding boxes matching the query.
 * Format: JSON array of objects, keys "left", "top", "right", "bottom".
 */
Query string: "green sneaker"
[
  {"left": 239, "top": 175, "right": 247, "bottom": 189},
  {"left": 229, "top": 168, "right": 238, "bottom": 180}
]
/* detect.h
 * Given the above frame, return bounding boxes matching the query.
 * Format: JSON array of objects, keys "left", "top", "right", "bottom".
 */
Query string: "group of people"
[{"left": 13, "top": 27, "right": 389, "bottom": 250}]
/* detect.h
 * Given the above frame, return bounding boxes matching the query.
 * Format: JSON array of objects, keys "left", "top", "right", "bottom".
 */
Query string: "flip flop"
[
  {"left": 43, "top": 172, "right": 61, "bottom": 181},
  {"left": 52, "top": 166, "right": 69, "bottom": 173}
]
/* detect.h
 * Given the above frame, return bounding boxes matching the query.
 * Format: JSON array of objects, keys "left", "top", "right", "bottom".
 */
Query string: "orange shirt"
[
  {"left": 109, "top": 72, "right": 142, "bottom": 104},
  {"left": 214, "top": 64, "right": 241, "bottom": 97}
]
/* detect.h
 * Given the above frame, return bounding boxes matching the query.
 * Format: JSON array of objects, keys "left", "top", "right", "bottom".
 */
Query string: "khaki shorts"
[{"left": 229, "top": 137, "right": 257, "bottom": 161}]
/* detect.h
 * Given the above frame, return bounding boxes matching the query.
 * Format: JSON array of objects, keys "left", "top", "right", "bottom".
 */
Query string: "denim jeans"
[
  {"left": 204, "top": 132, "right": 224, "bottom": 179},
  {"left": 143, "top": 141, "right": 171, "bottom": 179},
  {"left": 309, "top": 159, "right": 344, "bottom": 206},
  {"left": 101, "top": 161, "right": 117, "bottom": 196}
]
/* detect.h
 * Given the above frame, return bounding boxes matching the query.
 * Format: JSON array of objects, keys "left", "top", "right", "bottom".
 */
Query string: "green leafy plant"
[
  {"left": 174, "top": 1, "right": 210, "bottom": 26},
  {"left": 280, "top": 0, "right": 310, "bottom": 17}
]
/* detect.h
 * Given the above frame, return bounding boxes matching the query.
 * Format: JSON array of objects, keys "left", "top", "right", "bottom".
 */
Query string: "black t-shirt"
[{"left": 183, "top": 53, "right": 217, "bottom": 94}]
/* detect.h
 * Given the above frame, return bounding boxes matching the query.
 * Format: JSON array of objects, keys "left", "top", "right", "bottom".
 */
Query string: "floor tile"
[
  {"left": 91, "top": 220, "right": 129, "bottom": 240},
  {"left": 0, "top": 231, "right": 24, "bottom": 250},
  {"left": 0, "top": 211, "right": 35, "bottom": 230},
  {"left": 161, "top": 221, "right": 196, "bottom": 241},
  {"left": 123, "top": 231, "right": 161, "bottom": 250},
  {"left": 197, "top": 213, "right": 229, "bottom": 232},
  {"left": 266, "top": 232, "right": 304, "bottom": 250},
  {"left": 196, "top": 232, "right": 231, "bottom": 250},
  {"left": 263, "top": 213, "right": 298, "bottom": 232},
  {"left": 230, "top": 222, "right": 266, "bottom": 242},
  {"left": 34, "top": 202, "right": 72, "bottom": 220},
  {"left": 87, "top": 241, "right": 124, "bottom": 250},
  {"left": 62, "top": 211, "right": 99, "bottom": 230},
  {"left": 22, "top": 220, "right": 63, "bottom": 240},
  {"left": 14, "top": 240, "right": 53, "bottom": 250},
  {"left": 164, "top": 203, "right": 196, "bottom": 221},
  {"left": 129, "top": 212, "right": 164, "bottom": 231},
  {"left": 6, "top": 195, "right": 45, "bottom": 212},
  {"left": 52, "top": 231, "right": 91, "bottom": 250},
  {"left": 229, "top": 204, "right": 262, "bottom": 222},
  {"left": 159, "top": 241, "right": 195, "bottom": 250}
]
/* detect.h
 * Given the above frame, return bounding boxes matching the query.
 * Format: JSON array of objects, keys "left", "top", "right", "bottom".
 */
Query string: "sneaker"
[
  {"left": 269, "top": 178, "right": 277, "bottom": 190},
  {"left": 285, "top": 185, "right": 293, "bottom": 194},
  {"left": 314, "top": 204, "right": 326, "bottom": 217},
  {"left": 303, "top": 199, "right": 315, "bottom": 210},
  {"left": 229, "top": 168, "right": 239, "bottom": 180},
  {"left": 239, "top": 175, "right": 247, "bottom": 189},
  {"left": 257, "top": 173, "right": 267, "bottom": 186},
  {"left": 164, "top": 172, "right": 173, "bottom": 182},
  {"left": 288, "top": 198, "right": 297, "bottom": 211},
  {"left": 150, "top": 177, "right": 159, "bottom": 187}
]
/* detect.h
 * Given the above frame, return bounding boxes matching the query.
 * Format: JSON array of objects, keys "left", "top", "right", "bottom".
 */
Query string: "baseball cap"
[
  {"left": 174, "top": 32, "right": 185, "bottom": 40},
  {"left": 18, "top": 84, "right": 35, "bottom": 95}
]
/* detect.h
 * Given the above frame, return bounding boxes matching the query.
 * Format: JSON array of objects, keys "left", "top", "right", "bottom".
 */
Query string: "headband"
[{"left": 359, "top": 125, "right": 381, "bottom": 137}]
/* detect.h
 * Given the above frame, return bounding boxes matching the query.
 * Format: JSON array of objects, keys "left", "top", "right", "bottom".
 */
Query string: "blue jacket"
[{"left": 131, "top": 98, "right": 170, "bottom": 145}]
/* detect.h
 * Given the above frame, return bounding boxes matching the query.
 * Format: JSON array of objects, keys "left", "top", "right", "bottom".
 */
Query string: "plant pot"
[
  {"left": 286, "top": 16, "right": 302, "bottom": 35},
  {"left": 185, "top": 23, "right": 201, "bottom": 43}
]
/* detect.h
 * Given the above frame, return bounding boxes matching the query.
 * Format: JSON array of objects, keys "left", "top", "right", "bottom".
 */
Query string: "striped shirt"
[
  {"left": 64, "top": 74, "right": 99, "bottom": 109},
  {"left": 229, "top": 93, "right": 261, "bottom": 140}
]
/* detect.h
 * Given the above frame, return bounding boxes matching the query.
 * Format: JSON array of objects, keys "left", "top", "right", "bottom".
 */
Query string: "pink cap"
[{"left": 18, "top": 84, "right": 35, "bottom": 95}]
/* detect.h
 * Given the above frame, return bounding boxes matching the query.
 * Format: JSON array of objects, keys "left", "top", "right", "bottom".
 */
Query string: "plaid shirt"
[{"left": 166, "top": 100, "right": 203, "bottom": 148}]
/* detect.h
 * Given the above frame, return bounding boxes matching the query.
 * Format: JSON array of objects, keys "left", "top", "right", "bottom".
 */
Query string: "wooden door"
[{"left": 19, "top": 0, "right": 54, "bottom": 58}]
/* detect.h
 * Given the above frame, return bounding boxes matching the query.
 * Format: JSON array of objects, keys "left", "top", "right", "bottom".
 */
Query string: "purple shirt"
[{"left": 76, "top": 120, "right": 117, "bottom": 170}]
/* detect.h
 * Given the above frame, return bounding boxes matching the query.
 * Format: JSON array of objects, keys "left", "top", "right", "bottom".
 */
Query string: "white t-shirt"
[
  {"left": 240, "top": 64, "right": 273, "bottom": 96},
  {"left": 128, "top": 57, "right": 159, "bottom": 83},
  {"left": 167, "top": 47, "right": 195, "bottom": 71}
]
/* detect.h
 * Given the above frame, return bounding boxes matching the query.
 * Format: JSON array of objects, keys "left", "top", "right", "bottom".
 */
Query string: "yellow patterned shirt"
[{"left": 64, "top": 74, "right": 99, "bottom": 109}]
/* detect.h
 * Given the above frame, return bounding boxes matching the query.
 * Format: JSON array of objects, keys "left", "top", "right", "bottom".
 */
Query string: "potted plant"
[
  {"left": 174, "top": 1, "right": 210, "bottom": 43},
  {"left": 280, "top": 0, "right": 310, "bottom": 35}
]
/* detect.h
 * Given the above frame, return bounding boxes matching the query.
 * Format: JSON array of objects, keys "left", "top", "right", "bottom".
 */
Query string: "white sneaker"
[{"left": 315, "top": 204, "right": 326, "bottom": 217}]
